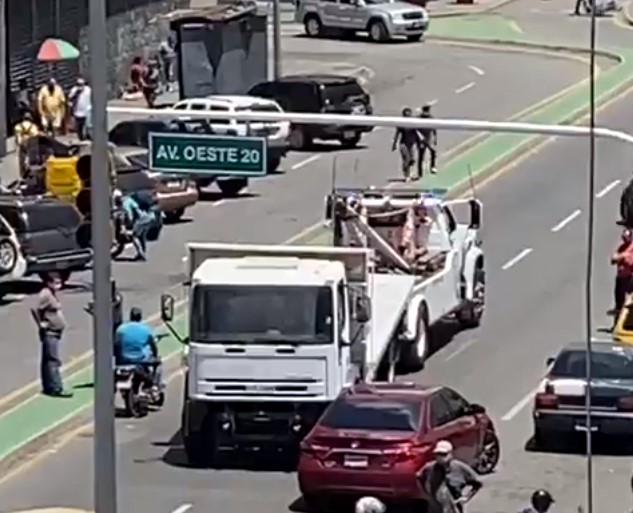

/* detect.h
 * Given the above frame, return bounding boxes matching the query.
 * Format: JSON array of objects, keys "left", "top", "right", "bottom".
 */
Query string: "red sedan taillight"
[
  {"left": 535, "top": 383, "right": 558, "bottom": 409},
  {"left": 618, "top": 395, "right": 633, "bottom": 411},
  {"left": 300, "top": 440, "right": 329, "bottom": 460}
]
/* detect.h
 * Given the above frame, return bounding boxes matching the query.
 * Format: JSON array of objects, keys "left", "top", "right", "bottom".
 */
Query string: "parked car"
[
  {"left": 297, "top": 383, "right": 500, "bottom": 508},
  {"left": 108, "top": 118, "right": 251, "bottom": 197},
  {"left": 0, "top": 213, "right": 27, "bottom": 284},
  {"left": 248, "top": 74, "right": 373, "bottom": 150},
  {"left": 117, "top": 146, "right": 199, "bottom": 223},
  {"left": 296, "top": 0, "right": 429, "bottom": 42},
  {"left": 533, "top": 341, "right": 633, "bottom": 448},
  {"left": 0, "top": 195, "right": 93, "bottom": 284},
  {"left": 171, "top": 95, "right": 290, "bottom": 173}
]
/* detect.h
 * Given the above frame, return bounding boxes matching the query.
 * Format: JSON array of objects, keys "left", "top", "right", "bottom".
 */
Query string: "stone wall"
[{"left": 78, "top": 0, "right": 189, "bottom": 97}]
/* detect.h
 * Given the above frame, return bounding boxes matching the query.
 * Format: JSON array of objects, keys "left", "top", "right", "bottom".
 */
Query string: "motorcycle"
[{"left": 115, "top": 362, "right": 165, "bottom": 418}]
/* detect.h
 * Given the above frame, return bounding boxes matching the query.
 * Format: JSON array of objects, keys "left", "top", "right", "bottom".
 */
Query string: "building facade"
[{"left": 4, "top": 0, "right": 188, "bottom": 135}]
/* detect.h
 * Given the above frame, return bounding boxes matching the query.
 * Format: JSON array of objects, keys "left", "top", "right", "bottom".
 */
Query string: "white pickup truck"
[{"left": 325, "top": 187, "right": 485, "bottom": 375}]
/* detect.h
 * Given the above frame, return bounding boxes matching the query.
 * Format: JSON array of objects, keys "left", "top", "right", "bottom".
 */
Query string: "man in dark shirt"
[
  {"left": 392, "top": 107, "right": 422, "bottom": 182},
  {"left": 418, "top": 104, "right": 438, "bottom": 176},
  {"left": 31, "top": 273, "right": 72, "bottom": 397},
  {"left": 418, "top": 440, "right": 482, "bottom": 513}
]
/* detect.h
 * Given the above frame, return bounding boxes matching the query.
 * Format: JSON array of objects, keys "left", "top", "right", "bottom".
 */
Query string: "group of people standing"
[{"left": 392, "top": 103, "right": 438, "bottom": 181}]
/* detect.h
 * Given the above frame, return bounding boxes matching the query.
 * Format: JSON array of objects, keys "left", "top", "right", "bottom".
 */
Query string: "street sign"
[{"left": 148, "top": 133, "right": 268, "bottom": 176}]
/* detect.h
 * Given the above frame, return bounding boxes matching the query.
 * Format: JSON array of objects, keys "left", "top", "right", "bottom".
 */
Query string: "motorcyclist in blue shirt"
[{"left": 114, "top": 307, "right": 163, "bottom": 389}]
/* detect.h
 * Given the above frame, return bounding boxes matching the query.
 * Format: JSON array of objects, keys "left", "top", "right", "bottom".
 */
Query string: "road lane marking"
[
  {"left": 510, "top": 20, "right": 523, "bottom": 33},
  {"left": 551, "top": 209, "right": 581, "bottom": 232},
  {"left": 455, "top": 82, "right": 475, "bottom": 94},
  {"left": 428, "top": 98, "right": 439, "bottom": 106},
  {"left": 443, "top": 338, "right": 477, "bottom": 361},
  {"left": 172, "top": 504, "right": 193, "bottom": 513},
  {"left": 468, "top": 65, "right": 485, "bottom": 76},
  {"left": 502, "top": 386, "right": 539, "bottom": 421},
  {"left": 213, "top": 200, "right": 225, "bottom": 207},
  {"left": 596, "top": 179, "right": 621, "bottom": 198},
  {"left": 0, "top": 39, "right": 612, "bottom": 425},
  {"left": 501, "top": 248, "right": 533, "bottom": 270},
  {"left": 291, "top": 155, "right": 321, "bottom": 170}
]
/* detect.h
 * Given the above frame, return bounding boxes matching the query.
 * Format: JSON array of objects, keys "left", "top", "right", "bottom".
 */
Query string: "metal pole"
[
  {"left": 272, "top": 0, "right": 281, "bottom": 79},
  {"left": 584, "top": 1, "right": 597, "bottom": 512},
  {"left": 0, "top": 0, "right": 7, "bottom": 157},
  {"left": 89, "top": 0, "right": 117, "bottom": 510}
]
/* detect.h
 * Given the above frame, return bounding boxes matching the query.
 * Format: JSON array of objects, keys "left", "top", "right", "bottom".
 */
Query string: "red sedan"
[{"left": 297, "top": 383, "right": 500, "bottom": 508}]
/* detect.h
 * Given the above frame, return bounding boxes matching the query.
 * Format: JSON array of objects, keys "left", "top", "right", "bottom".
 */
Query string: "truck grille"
[
  {"left": 402, "top": 11, "right": 424, "bottom": 19},
  {"left": 202, "top": 379, "right": 322, "bottom": 397}
]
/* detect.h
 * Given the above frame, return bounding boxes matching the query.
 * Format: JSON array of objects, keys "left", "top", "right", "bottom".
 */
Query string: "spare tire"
[{"left": 0, "top": 238, "right": 18, "bottom": 275}]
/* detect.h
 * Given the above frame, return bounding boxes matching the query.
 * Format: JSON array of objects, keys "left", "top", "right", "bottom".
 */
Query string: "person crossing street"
[
  {"left": 392, "top": 107, "right": 422, "bottom": 182},
  {"left": 417, "top": 103, "right": 438, "bottom": 176}
]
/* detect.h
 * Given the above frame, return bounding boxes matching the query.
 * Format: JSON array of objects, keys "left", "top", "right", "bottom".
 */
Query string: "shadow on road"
[{"left": 156, "top": 429, "right": 299, "bottom": 472}]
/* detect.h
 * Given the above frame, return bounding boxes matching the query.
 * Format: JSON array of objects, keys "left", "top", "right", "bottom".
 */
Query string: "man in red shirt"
[{"left": 611, "top": 229, "right": 633, "bottom": 316}]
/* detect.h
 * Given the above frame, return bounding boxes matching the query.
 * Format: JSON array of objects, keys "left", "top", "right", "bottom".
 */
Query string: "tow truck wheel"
[
  {"left": 401, "top": 304, "right": 429, "bottom": 372},
  {"left": 457, "top": 266, "right": 485, "bottom": 328}
]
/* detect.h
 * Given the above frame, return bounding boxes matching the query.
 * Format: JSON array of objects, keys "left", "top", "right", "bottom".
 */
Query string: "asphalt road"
[
  {"left": 498, "top": 0, "right": 633, "bottom": 48},
  {"left": 0, "top": 39, "right": 629, "bottom": 513},
  {"left": 0, "top": 38, "right": 588, "bottom": 398}
]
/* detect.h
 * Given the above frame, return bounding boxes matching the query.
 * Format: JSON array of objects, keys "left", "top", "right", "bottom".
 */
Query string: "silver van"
[{"left": 296, "top": 0, "right": 429, "bottom": 42}]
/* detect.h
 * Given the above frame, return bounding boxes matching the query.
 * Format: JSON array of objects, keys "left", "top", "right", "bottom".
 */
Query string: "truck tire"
[
  {"left": 304, "top": 14, "right": 323, "bottom": 37},
  {"left": 340, "top": 132, "right": 361, "bottom": 149},
  {"left": 368, "top": 19, "right": 388, "bottom": 42},
  {"left": 182, "top": 402, "right": 217, "bottom": 467},
  {"left": 0, "top": 238, "right": 17, "bottom": 275},
  {"left": 401, "top": 304, "right": 429, "bottom": 372},
  {"left": 218, "top": 178, "right": 248, "bottom": 198},
  {"left": 268, "top": 156, "right": 281, "bottom": 173},
  {"left": 456, "top": 265, "right": 485, "bottom": 328}
]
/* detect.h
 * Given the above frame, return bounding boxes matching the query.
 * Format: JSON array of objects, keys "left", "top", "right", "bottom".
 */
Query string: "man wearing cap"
[{"left": 418, "top": 440, "right": 482, "bottom": 513}]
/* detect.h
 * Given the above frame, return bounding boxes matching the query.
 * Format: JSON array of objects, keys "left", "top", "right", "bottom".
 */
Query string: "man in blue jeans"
[
  {"left": 114, "top": 307, "right": 163, "bottom": 389},
  {"left": 31, "top": 273, "right": 73, "bottom": 397}
]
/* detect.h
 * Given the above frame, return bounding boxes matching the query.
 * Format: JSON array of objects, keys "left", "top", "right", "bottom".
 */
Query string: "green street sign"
[{"left": 148, "top": 133, "right": 268, "bottom": 176}]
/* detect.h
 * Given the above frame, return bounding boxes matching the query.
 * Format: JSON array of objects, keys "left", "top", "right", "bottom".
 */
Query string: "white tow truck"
[{"left": 159, "top": 188, "right": 484, "bottom": 464}]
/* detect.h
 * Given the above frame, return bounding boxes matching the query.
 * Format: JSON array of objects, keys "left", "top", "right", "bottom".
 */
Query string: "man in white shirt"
[{"left": 68, "top": 78, "right": 92, "bottom": 140}]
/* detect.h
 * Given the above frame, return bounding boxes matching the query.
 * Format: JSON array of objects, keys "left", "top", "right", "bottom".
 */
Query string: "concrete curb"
[
  {"left": 432, "top": 0, "right": 521, "bottom": 18},
  {"left": 428, "top": 36, "right": 623, "bottom": 64}
]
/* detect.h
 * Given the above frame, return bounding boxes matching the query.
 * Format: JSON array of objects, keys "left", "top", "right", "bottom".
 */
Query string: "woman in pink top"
[{"left": 611, "top": 228, "right": 633, "bottom": 315}]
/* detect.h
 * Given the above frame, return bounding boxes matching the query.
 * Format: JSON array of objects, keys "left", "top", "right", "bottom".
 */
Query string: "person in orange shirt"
[
  {"left": 611, "top": 228, "right": 633, "bottom": 316},
  {"left": 37, "top": 78, "right": 66, "bottom": 136}
]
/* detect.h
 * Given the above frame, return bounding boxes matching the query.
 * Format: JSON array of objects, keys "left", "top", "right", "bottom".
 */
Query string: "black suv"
[
  {"left": 248, "top": 74, "right": 373, "bottom": 150},
  {"left": 0, "top": 195, "right": 93, "bottom": 283}
]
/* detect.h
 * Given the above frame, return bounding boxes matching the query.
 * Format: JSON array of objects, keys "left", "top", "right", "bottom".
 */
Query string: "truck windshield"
[{"left": 190, "top": 285, "right": 333, "bottom": 343}]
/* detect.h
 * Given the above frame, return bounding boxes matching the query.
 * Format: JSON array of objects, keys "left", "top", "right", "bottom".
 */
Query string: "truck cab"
[{"left": 160, "top": 243, "right": 373, "bottom": 465}]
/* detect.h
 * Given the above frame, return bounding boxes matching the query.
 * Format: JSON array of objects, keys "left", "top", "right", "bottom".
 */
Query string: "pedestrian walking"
[
  {"left": 392, "top": 107, "right": 421, "bottom": 182},
  {"left": 609, "top": 228, "right": 633, "bottom": 317},
  {"left": 158, "top": 36, "right": 176, "bottom": 92},
  {"left": 14, "top": 110, "right": 40, "bottom": 179},
  {"left": 418, "top": 440, "right": 482, "bottom": 513},
  {"left": 417, "top": 103, "right": 438, "bottom": 176},
  {"left": 574, "top": 0, "right": 590, "bottom": 14},
  {"left": 37, "top": 78, "right": 66, "bottom": 137},
  {"left": 30, "top": 273, "right": 73, "bottom": 397},
  {"left": 68, "top": 78, "right": 92, "bottom": 141}
]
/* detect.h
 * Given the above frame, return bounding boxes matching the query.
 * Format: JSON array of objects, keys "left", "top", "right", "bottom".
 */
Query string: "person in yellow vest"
[
  {"left": 37, "top": 78, "right": 66, "bottom": 136},
  {"left": 14, "top": 110, "right": 40, "bottom": 179}
]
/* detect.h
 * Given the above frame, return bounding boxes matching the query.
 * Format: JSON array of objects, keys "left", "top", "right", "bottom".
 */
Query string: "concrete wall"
[{"left": 77, "top": 0, "right": 189, "bottom": 98}]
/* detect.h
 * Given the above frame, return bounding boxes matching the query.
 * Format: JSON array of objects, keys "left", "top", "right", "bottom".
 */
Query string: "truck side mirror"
[
  {"left": 161, "top": 294, "right": 175, "bottom": 322},
  {"left": 546, "top": 356, "right": 555, "bottom": 367},
  {"left": 469, "top": 199, "right": 481, "bottom": 229},
  {"left": 355, "top": 296, "right": 371, "bottom": 323}
]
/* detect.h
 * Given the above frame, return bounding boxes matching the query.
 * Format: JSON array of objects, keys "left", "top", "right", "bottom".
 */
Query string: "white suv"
[
  {"left": 0, "top": 213, "right": 26, "bottom": 285},
  {"left": 172, "top": 95, "right": 291, "bottom": 172}
]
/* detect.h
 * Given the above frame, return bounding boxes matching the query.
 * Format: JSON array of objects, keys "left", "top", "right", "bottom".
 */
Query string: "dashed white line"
[
  {"left": 213, "top": 200, "right": 226, "bottom": 207},
  {"left": 551, "top": 209, "right": 581, "bottom": 232},
  {"left": 171, "top": 504, "right": 193, "bottom": 513},
  {"left": 596, "top": 179, "right": 621, "bottom": 198},
  {"left": 502, "top": 386, "right": 539, "bottom": 421},
  {"left": 455, "top": 82, "right": 475, "bottom": 94},
  {"left": 427, "top": 98, "right": 439, "bottom": 106},
  {"left": 291, "top": 154, "right": 321, "bottom": 170},
  {"left": 443, "top": 338, "right": 477, "bottom": 361},
  {"left": 501, "top": 248, "right": 533, "bottom": 270},
  {"left": 468, "top": 65, "right": 485, "bottom": 76}
]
